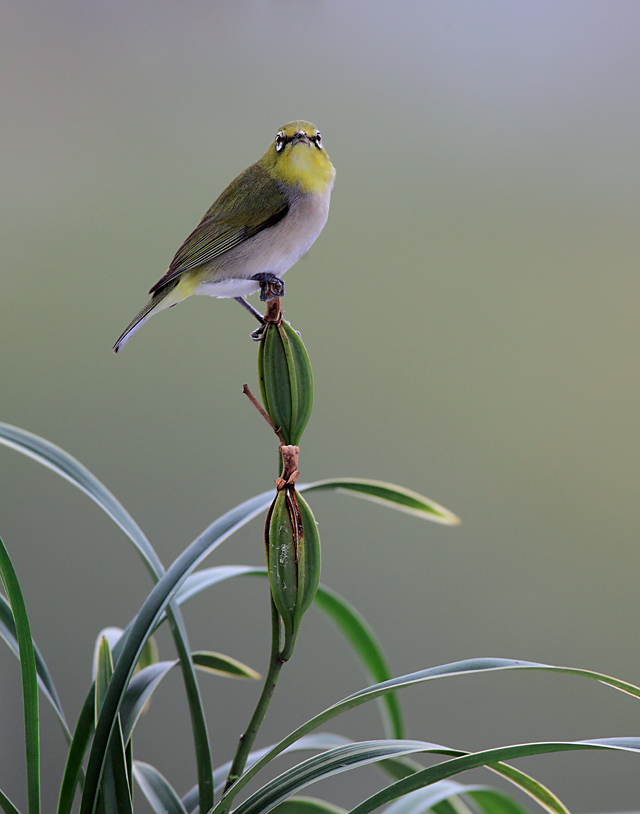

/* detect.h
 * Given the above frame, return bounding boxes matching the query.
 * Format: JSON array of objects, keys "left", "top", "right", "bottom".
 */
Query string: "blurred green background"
[{"left": 2, "top": 1, "right": 640, "bottom": 810}]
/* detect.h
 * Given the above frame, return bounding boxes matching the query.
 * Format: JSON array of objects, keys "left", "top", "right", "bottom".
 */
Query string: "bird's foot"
[
  {"left": 251, "top": 273, "right": 285, "bottom": 302},
  {"left": 250, "top": 323, "right": 267, "bottom": 341},
  {"left": 250, "top": 297, "right": 283, "bottom": 340},
  {"left": 235, "top": 291, "right": 283, "bottom": 341}
]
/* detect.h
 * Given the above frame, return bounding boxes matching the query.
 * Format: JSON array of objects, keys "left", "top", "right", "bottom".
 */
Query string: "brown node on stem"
[
  {"left": 276, "top": 445, "right": 299, "bottom": 490},
  {"left": 264, "top": 297, "right": 283, "bottom": 326}
]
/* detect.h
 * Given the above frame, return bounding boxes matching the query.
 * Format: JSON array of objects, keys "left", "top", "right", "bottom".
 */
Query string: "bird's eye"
[
  {"left": 275, "top": 132, "right": 285, "bottom": 152},
  {"left": 314, "top": 132, "right": 322, "bottom": 149}
]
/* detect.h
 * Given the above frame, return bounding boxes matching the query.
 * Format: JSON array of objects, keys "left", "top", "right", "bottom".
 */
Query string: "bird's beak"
[{"left": 291, "top": 131, "right": 310, "bottom": 146}]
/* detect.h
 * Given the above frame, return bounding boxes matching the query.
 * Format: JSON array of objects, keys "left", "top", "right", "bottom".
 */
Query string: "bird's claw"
[
  {"left": 251, "top": 273, "right": 285, "bottom": 302},
  {"left": 250, "top": 323, "right": 267, "bottom": 341}
]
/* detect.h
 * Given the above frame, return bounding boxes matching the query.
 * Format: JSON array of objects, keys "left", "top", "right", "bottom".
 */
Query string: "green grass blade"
[
  {"left": 383, "top": 783, "right": 529, "bottom": 814},
  {"left": 0, "top": 593, "right": 71, "bottom": 742},
  {"left": 79, "top": 492, "right": 277, "bottom": 814},
  {"left": 332, "top": 657, "right": 640, "bottom": 707},
  {"left": 232, "top": 740, "right": 444, "bottom": 814},
  {"left": 464, "top": 790, "right": 531, "bottom": 814},
  {"left": 0, "top": 426, "right": 214, "bottom": 800},
  {"left": 0, "top": 536, "right": 40, "bottom": 814},
  {"left": 120, "top": 661, "right": 177, "bottom": 744},
  {"left": 485, "top": 763, "right": 568, "bottom": 814},
  {"left": 300, "top": 479, "right": 460, "bottom": 526},
  {"left": 95, "top": 637, "right": 133, "bottom": 814},
  {"left": 110, "top": 709, "right": 134, "bottom": 813},
  {"left": 95, "top": 636, "right": 112, "bottom": 724},
  {"left": 100, "top": 730, "right": 130, "bottom": 814},
  {"left": 59, "top": 633, "right": 206, "bottom": 812},
  {"left": 133, "top": 762, "right": 188, "bottom": 814},
  {"left": 213, "top": 657, "right": 640, "bottom": 813},
  {"left": 93, "top": 629, "right": 124, "bottom": 680},
  {"left": 0, "top": 426, "right": 454, "bottom": 811},
  {"left": 57, "top": 692, "right": 94, "bottom": 812},
  {"left": 0, "top": 423, "right": 214, "bottom": 814},
  {"left": 136, "top": 634, "right": 159, "bottom": 672},
  {"left": 229, "top": 736, "right": 640, "bottom": 814},
  {"left": 0, "top": 788, "right": 22, "bottom": 814},
  {"left": 163, "top": 606, "right": 213, "bottom": 812},
  {"left": 58, "top": 643, "right": 176, "bottom": 812},
  {"left": 175, "top": 567, "right": 402, "bottom": 740},
  {"left": 348, "top": 738, "right": 640, "bottom": 814},
  {"left": 173, "top": 565, "right": 259, "bottom": 605},
  {"left": 192, "top": 651, "right": 260, "bottom": 679},
  {"left": 181, "top": 735, "right": 353, "bottom": 811},
  {"left": 271, "top": 797, "right": 347, "bottom": 814}
]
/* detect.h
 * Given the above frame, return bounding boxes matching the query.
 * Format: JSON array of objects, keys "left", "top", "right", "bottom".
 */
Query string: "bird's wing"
[{"left": 149, "top": 164, "right": 289, "bottom": 294}]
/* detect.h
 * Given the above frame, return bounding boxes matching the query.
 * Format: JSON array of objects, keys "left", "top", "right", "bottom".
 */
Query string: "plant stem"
[{"left": 224, "top": 597, "right": 284, "bottom": 794}]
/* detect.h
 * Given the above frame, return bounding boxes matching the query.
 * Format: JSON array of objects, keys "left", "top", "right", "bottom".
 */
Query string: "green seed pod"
[
  {"left": 292, "top": 491, "right": 321, "bottom": 625},
  {"left": 264, "top": 486, "right": 321, "bottom": 660},
  {"left": 258, "top": 321, "right": 313, "bottom": 446},
  {"left": 265, "top": 488, "right": 298, "bottom": 645}
]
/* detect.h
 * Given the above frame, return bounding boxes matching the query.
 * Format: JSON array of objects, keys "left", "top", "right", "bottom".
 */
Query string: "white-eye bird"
[{"left": 113, "top": 121, "right": 335, "bottom": 352}]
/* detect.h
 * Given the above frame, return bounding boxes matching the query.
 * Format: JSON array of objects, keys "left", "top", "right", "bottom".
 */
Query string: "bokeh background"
[{"left": 2, "top": 1, "right": 640, "bottom": 811}]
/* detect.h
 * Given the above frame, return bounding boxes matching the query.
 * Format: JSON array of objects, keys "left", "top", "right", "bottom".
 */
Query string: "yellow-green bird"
[{"left": 113, "top": 121, "right": 335, "bottom": 352}]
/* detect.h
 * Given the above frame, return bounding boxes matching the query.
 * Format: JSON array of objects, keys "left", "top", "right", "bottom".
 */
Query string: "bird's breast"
[{"left": 200, "top": 186, "right": 331, "bottom": 289}]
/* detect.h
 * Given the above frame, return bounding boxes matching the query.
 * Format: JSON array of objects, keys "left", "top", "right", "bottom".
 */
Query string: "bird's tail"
[
  {"left": 113, "top": 298, "right": 159, "bottom": 353},
  {"left": 113, "top": 281, "right": 188, "bottom": 353}
]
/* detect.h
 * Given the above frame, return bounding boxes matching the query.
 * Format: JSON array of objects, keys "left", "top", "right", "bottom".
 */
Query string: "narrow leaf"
[
  {"left": 94, "top": 637, "right": 133, "bottom": 814},
  {"left": 2, "top": 425, "right": 454, "bottom": 814},
  {"left": 271, "top": 797, "right": 347, "bottom": 814},
  {"left": 192, "top": 651, "right": 260, "bottom": 679},
  {"left": 93, "top": 630, "right": 124, "bottom": 682},
  {"left": 383, "top": 784, "right": 529, "bottom": 814},
  {"left": 485, "top": 763, "right": 568, "bottom": 814},
  {"left": 95, "top": 637, "right": 114, "bottom": 723},
  {"left": 57, "top": 692, "right": 96, "bottom": 812},
  {"left": 120, "top": 661, "right": 177, "bottom": 744},
  {"left": 133, "top": 762, "right": 187, "bottom": 814},
  {"left": 0, "top": 424, "right": 214, "bottom": 814},
  {"left": 464, "top": 790, "right": 531, "bottom": 814},
  {"left": 232, "top": 740, "right": 446, "bottom": 814},
  {"left": 349, "top": 738, "right": 640, "bottom": 814},
  {"left": 0, "top": 536, "right": 40, "bottom": 814},
  {"left": 95, "top": 638, "right": 118, "bottom": 814},
  {"left": 110, "top": 706, "right": 134, "bottom": 814},
  {"left": 79, "top": 492, "right": 278, "bottom": 814},
  {"left": 136, "top": 635, "right": 159, "bottom": 672},
  {"left": 0, "top": 593, "right": 71, "bottom": 742},
  {"left": 214, "top": 658, "right": 640, "bottom": 813},
  {"left": 0, "top": 789, "right": 21, "bottom": 814},
  {"left": 231, "top": 737, "right": 640, "bottom": 814},
  {"left": 301, "top": 479, "right": 459, "bottom": 526},
  {"left": 173, "top": 564, "right": 258, "bottom": 606},
  {"left": 182, "top": 734, "right": 354, "bottom": 812}
]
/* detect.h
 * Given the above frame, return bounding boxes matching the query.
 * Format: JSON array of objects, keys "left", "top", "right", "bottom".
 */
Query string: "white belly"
[
  {"left": 193, "top": 185, "right": 331, "bottom": 299},
  {"left": 197, "top": 277, "right": 262, "bottom": 298}
]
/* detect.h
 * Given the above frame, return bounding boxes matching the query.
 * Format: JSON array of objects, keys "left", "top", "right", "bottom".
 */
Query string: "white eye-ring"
[
  {"left": 275, "top": 131, "right": 285, "bottom": 152},
  {"left": 314, "top": 132, "right": 322, "bottom": 149}
]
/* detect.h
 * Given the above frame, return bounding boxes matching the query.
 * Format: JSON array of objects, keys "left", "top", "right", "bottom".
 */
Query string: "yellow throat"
[{"left": 263, "top": 121, "right": 335, "bottom": 194}]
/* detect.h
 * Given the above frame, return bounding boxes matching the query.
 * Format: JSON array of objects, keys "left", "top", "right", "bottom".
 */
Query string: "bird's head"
[{"left": 262, "top": 121, "right": 335, "bottom": 194}]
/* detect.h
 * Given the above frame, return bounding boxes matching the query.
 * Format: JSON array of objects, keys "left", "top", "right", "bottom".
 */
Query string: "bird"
[{"left": 113, "top": 121, "right": 335, "bottom": 352}]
